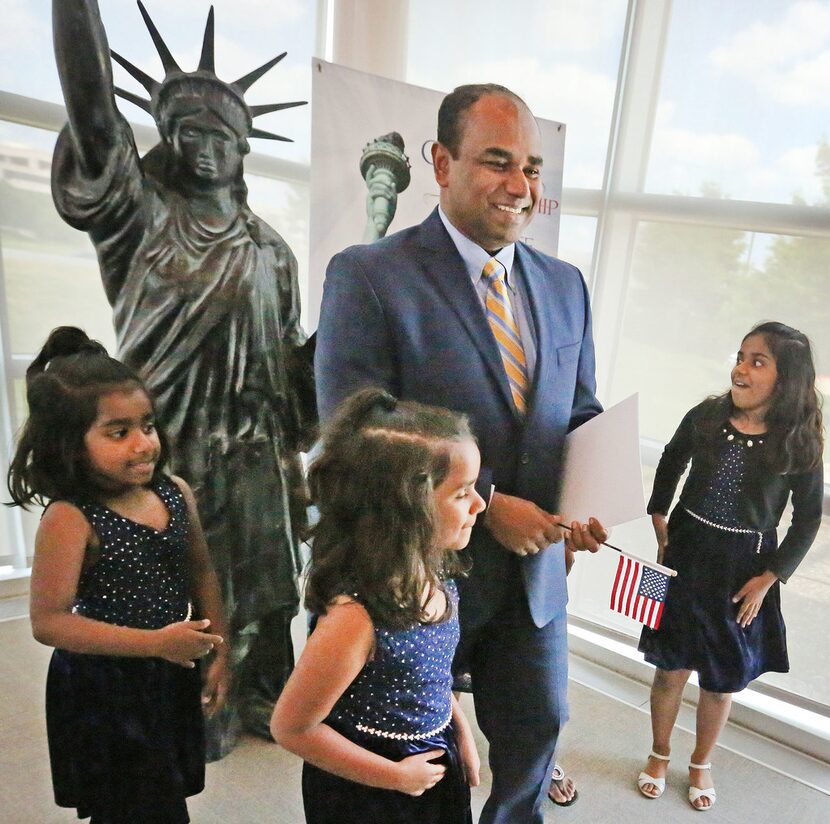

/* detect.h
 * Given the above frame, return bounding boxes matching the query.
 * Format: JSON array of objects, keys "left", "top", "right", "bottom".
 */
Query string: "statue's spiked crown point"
[{"left": 111, "top": 2, "right": 306, "bottom": 142}]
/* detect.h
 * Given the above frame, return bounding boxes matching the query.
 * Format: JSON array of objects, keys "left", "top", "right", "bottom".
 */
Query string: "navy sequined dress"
[
  {"left": 302, "top": 579, "right": 472, "bottom": 824},
  {"left": 46, "top": 476, "right": 204, "bottom": 824},
  {"left": 639, "top": 423, "right": 789, "bottom": 692}
]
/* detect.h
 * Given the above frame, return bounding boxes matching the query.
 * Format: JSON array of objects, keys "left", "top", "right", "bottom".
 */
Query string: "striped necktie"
[{"left": 482, "top": 257, "right": 528, "bottom": 414}]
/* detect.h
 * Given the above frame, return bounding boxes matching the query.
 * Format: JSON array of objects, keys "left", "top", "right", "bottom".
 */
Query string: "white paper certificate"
[{"left": 557, "top": 393, "right": 646, "bottom": 528}]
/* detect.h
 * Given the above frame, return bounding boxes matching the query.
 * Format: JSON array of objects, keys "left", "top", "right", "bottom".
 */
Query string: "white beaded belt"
[
  {"left": 682, "top": 506, "right": 764, "bottom": 553},
  {"left": 72, "top": 600, "right": 194, "bottom": 620},
  {"left": 354, "top": 712, "right": 452, "bottom": 741}
]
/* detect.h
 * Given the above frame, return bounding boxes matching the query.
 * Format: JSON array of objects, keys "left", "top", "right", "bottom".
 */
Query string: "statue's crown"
[{"left": 111, "top": 1, "right": 306, "bottom": 142}]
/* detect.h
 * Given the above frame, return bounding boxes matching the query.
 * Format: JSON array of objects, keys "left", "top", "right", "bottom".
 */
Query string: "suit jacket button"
[{"left": 520, "top": 452, "right": 530, "bottom": 465}]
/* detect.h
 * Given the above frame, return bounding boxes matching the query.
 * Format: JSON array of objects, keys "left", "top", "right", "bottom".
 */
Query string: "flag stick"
[{"left": 561, "top": 523, "right": 678, "bottom": 577}]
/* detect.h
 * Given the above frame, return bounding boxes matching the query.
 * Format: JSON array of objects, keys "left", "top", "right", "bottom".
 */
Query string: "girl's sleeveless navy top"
[
  {"left": 72, "top": 475, "right": 191, "bottom": 629},
  {"left": 328, "top": 579, "right": 459, "bottom": 743}
]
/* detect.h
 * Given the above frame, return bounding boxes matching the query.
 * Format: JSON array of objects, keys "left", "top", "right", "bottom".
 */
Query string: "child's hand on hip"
[
  {"left": 394, "top": 749, "right": 447, "bottom": 796},
  {"left": 155, "top": 619, "right": 224, "bottom": 667},
  {"left": 732, "top": 571, "right": 778, "bottom": 628}
]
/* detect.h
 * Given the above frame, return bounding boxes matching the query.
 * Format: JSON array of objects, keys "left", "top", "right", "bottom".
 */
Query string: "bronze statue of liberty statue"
[{"left": 52, "top": 0, "right": 315, "bottom": 759}]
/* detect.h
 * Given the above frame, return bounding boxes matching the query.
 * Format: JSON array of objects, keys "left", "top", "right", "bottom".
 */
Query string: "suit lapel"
[
  {"left": 514, "top": 244, "right": 551, "bottom": 387},
  {"left": 417, "top": 211, "right": 518, "bottom": 416}
]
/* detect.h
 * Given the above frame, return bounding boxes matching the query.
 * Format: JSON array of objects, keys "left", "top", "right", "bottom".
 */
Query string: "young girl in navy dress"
[
  {"left": 8, "top": 327, "right": 229, "bottom": 824},
  {"left": 637, "top": 322, "right": 824, "bottom": 811},
  {"left": 272, "top": 387, "right": 485, "bottom": 823}
]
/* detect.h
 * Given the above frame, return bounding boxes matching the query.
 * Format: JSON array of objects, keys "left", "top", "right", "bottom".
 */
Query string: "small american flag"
[{"left": 610, "top": 555, "right": 670, "bottom": 629}]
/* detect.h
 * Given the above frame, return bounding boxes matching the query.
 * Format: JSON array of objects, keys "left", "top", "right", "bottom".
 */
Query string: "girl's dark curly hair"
[
  {"left": 305, "top": 387, "right": 476, "bottom": 629},
  {"left": 7, "top": 327, "right": 170, "bottom": 507},
  {"left": 697, "top": 321, "right": 823, "bottom": 473}
]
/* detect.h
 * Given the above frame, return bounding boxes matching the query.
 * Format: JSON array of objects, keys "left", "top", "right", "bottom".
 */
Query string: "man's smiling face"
[{"left": 433, "top": 94, "right": 543, "bottom": 251}]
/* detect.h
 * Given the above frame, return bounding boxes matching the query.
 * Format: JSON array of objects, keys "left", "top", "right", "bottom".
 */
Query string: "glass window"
[
  {"left": 609, "top": 219, "right": 754, "bottom": 443},
  {"left": 2, "top": 378, "right": 42, "bottom": 570},
  {"left": 0, "top": 505, "right": 17, "bottom": 568},
  {"left": 761, "top": 513, "right": 830, "bottom": 704},
  {"left": 0, "top": 123, "right": 116, "bottom": 357},
  {"left": 646, "top": 1, "right": 830, "bottom": 205},
  {"left": 588, "top": 216, "right": 830, "bottom": 706},
  {"left": 557, "top": 214, "right": 597, "bottom": 285},
  {"left": 405, "top": 0, "right": 628, "bottom": 189},
  {"left": 609, "top": 221, "right": 829, "bottom": 462}
]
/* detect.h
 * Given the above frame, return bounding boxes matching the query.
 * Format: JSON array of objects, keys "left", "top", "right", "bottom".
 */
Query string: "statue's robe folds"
[{"left": 53, "top": 116, "right": 314, "bottom": 758}]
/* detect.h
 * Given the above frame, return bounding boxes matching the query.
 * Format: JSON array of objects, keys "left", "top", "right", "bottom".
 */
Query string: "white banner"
[{"left": 307, "top": 59, "right": 566, "bottom": 331}]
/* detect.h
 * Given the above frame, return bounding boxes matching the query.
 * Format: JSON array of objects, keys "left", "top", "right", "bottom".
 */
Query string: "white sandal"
[
  {"left": 688, "top": 762, "right": 716, "bottom": 810},
  {"left": 637, "top": 750, "right": 670, "bottom": 798}
]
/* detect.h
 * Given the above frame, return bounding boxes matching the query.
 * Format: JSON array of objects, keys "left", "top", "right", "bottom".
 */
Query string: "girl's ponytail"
[
  {"left": 26, "top": 327, "right": 107, "bottom": 385},
  {"left": 326, "top": 386, "right": 396, "bottom": 432}
]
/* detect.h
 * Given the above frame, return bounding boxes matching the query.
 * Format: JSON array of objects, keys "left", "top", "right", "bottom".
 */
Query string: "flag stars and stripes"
[
  {"left": 610, "top": 555, "right": 670, "bottom": 630},
  {"left": 640, "top": 566, "right": 669, "bottom": 602}
]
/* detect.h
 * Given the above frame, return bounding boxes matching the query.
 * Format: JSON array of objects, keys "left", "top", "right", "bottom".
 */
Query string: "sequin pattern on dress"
[
  {"left": 329, "top": 580, "right": 460, "bottom": 741},
  {"left": 693, "top": 424, "right": 764, "bottom": 529},
  {"left": 72, "top": 476, "right": 191, "bottom": 629},
  {"left": 694, "top": 436, "right": 743, "bottom": 527}
]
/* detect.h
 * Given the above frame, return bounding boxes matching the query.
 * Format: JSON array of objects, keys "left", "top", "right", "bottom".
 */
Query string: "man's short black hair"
[{"left": 437, "top": 84, "right": 529, "bottom": 158}]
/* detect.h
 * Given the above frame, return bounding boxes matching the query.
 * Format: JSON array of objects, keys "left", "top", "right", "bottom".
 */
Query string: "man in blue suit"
[{"left": 315, "top": 84, "right": 606, "bottom": 823}]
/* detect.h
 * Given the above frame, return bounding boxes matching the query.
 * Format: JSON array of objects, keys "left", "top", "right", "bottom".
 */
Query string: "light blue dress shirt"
[{"left": 438, "top": 206, "right": 538, "bottom": 381}]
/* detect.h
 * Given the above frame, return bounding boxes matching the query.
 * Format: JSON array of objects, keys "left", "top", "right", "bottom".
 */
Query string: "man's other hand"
[{"left": 484, "top": 492, "right": 564, "bottom": 556}]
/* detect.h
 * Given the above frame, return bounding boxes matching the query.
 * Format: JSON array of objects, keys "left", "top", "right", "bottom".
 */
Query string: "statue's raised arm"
[
  {"left": 52, "top": 0, "right": 145, "bottom": 306},
  {"left": 53, "top": 0, "right": 120, "bottom": 178}
]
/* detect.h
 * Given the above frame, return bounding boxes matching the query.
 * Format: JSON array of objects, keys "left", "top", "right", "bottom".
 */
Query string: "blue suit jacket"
[{"left": 315, "top": 208, "right": 602, "bottom": 629}]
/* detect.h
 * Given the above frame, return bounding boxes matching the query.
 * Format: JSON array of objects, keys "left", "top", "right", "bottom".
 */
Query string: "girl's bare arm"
[
  {"left": 173, "top": 476, "right": 231, "bottom": 713},
  {"left": 452, "top": 693, "right": 480, "bottom": 787},
  {"left": 271, "top": 602, "right": 446, "bottom": 796}
]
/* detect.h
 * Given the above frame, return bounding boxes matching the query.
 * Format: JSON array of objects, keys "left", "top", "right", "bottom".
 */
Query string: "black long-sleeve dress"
[{"left": 638, "top": 402, "right": 823, "bottom": 693}]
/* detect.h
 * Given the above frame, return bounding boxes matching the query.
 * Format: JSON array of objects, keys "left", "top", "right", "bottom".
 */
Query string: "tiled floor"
[{"left": 1, "top": 609, "right": 828, "bottom": 823}]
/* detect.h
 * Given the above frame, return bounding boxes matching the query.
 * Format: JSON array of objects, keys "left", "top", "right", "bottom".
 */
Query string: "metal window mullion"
[
  {"left": 315, "top": 0, "right": 335, "bottom": 61},
  {"left": 331, "top": 0, "right": 410, "bottom": 81},
  {"left": 0, "top": 233, "right": 28, "bottom": 571},
  {"left": 588, "top": 0, "right": 673, "bottom": 401}
]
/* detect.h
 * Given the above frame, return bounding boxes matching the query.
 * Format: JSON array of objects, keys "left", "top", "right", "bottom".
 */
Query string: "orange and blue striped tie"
[{"left": 483, "top": 258, "right": 528, "bottom": 414}]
